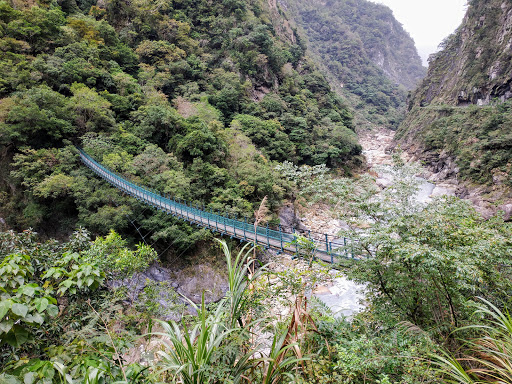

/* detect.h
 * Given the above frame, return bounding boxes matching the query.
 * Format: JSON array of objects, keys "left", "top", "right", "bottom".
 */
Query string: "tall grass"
[
  {"left": 433, "top": 298, "right": 512, "bottom": 383},
  {"left": 153, "top": 293, "right": 252, "bottom": 384},
  {"left": 152, "top": 239, "right": 306, "bottom": 383}
]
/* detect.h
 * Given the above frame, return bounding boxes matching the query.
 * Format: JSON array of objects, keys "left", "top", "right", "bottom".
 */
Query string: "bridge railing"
[{"left": 77, "top": 148, "right": 361, "bottom": 262}]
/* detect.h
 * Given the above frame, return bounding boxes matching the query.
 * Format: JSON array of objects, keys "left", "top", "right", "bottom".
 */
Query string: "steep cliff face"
[
  {"left": 409, "top": 0, "right": 512, "bottom": 107},
  {"left": 278, "top": 0, "right": 426, "bottom": 129},
  {"left": 396, "top": 0, "right": 512, "bottom": 218}
]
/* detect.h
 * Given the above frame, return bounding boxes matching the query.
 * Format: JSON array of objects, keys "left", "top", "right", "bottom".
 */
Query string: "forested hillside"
[
  {"left": 396, "top": 0, "right": 512, "bottom": 210},
  {"left": 1, "top": 0, "right": 512, "bottom": 382},
  {"left": 0, "top": 0, "right": 361, "bottom": 246},
  {"left": 280, "top": 0, "right": 426, "bottom": 129}
]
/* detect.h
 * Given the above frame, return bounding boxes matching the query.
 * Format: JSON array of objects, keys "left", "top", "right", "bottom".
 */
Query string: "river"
[{"left": 312, "top": 127, "right": 453, "bottom": 318}]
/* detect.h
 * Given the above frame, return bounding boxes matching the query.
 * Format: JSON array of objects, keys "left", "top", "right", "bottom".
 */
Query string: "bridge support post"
[
  {"left": 266, "top": 223, "right": 269, "bottom": 248},
  {"left": 292, "top": 227, "right": 298, "bottom": 255},
  {"left": 244, "top": 217, "right": 247, "bottom": 241},
  {"left": 279, "top": 224, "right": 283, "bottom": 252}
]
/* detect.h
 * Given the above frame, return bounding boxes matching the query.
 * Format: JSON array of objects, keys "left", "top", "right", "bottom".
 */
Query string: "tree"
[
  {"left": 279, "top": 158, "right": 512, "bottom": 339},
  {"left": 0, "top": 86, "right": 75, "bottom": 148},
  {"left": 130, "top": 103, "right": 182, "bottom": 146},
  {"left": 68, "top": 82, "right": 116, "bottom": 134}
]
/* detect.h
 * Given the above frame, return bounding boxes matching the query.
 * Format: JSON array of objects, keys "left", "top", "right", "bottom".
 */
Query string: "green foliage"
[
  {"left": 347, "top": 196, "right": 512, "bottom": 335},
  {"left": 0, "top": 254, "right": 58, "bottom": 347},
  {"left": 0, "top": 86, "right": 75, "bottom": 148},
  {"left": 0, "top": 3, "right": 65, "bottom": 54},
  {"left": 282, "top": 0, "right": 425, "bottom": 129},
  {"left": 43, "top": 251, "right": 104, "bottom": 296},
  {"left": 68, "top": 83, "right": 115, "bottom": 134},
  {"left": 0, "top": 229, "right": 159, "bottom": 381},
  {"left": 231, "top": 114, "right": 292, "bottom": 162},
  {"left": 300, "top": 315, "right": 436, "bottom": 383},
  {"left": 402, "top": 102, "right": 512, "bottom": 187},
  {"left": 87, "top": 230, "right": 157, "bottom": 279},
  {"left": 0, "top": 229, "right": 110, "bottom": 349},
  {"left": 153, "top": 239, "right": 306, "bottom": 384},
  {"left": 281, "top": 158, "right": 512, "bottom": 340},
  {"left": 152, "top": 240, "right": 256, "bottom": 384},
  {"left": 433, "top": 298, "right": 512, "bottom": 384},
  {"left": 154, "top": 297, "right": 248, "bottom": 384}
]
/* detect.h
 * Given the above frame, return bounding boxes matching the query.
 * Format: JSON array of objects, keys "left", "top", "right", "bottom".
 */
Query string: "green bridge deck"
[{"left": 78, "top": 148, "right": 357, "bottom": 263}]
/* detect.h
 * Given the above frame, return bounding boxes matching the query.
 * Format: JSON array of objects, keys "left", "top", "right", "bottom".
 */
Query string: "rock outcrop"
[
  {"left": 396, "top": 0, "right": 512, "bottom": 216},
  {"left": 409, "top": 0, "right": 512, "bottom": 108}
]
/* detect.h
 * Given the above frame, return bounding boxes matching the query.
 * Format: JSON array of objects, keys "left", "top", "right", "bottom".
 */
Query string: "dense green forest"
[
  {"left": 281, "top": 0, "right": 425, "bottom": 129},
  {"left": 0, "top": 0, "right": 361, "bottom": 245},
  {"left": 1, "top": 0, "right": 512, "bottom": 382}
]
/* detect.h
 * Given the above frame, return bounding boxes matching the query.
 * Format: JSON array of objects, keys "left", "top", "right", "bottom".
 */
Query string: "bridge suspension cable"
[{"left": 78, "top": 148, "right": 358, "bottom": 262}]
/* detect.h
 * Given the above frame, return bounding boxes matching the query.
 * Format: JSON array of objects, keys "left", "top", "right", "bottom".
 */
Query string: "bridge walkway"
[{"left": 78, "top": 148, "right": 356, "bottom": 263}]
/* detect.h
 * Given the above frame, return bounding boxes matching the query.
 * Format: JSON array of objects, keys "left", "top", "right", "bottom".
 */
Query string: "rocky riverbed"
[{"left": 297, "top": 127, "right": 477, "bottom": 318}]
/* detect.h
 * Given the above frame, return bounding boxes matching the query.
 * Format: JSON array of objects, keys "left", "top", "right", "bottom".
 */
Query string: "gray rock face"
[
  {"left": 108, "top": 261, "right": 229, "bottom": 320},
  {"left": 499, "top": 204, "right": 512, "bottom": 221},
  {"left": 279, "top": 202, "right": 308, "bottom": 232},
  {"left": 108, "top": 264, "right": 172, "bottom": 293},
  {"left": 173, "top": 263, "right": 228, "bottom": 304}
]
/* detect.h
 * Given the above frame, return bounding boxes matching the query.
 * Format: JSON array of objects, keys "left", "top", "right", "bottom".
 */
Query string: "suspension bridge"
[{"left": 78, "top": 148, "right": 358, "bottom": 263}]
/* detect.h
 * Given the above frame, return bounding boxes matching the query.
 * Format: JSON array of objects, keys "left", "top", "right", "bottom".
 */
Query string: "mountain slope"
[
  {"left": 396, "top": 0, "right": 512, "bottom": 216},
  {"left": 279, "top": 0, "right": 426, "bottom": 129},
  {"left": 0, "top": 0, "right": 361, "bottom": 243}
]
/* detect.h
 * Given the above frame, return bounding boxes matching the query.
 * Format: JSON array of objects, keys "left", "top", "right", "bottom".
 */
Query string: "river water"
[{"left": 313, "top": 128, "right": 442, "bottom": 318}]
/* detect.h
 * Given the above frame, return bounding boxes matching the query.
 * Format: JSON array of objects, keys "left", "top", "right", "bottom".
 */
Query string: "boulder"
[
  {"left": 174, "top": 263, "right": 228, "bottom": 304},
  {"left": 279, "top": 202, "right": 308, "bottom": 232},
  {"left": 376, "top": 177, "right": 393, "bottom": 189},
  {"left": 499, "top": 203, "right": 512, "bottom": 221}
]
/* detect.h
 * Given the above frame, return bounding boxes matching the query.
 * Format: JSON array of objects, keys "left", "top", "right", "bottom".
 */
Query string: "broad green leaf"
[
  {"left": 11, "top": 303, "right": 29, "bottom": 318},
  {"left": 0, "top": 373, "right": 22, "bottom": 384},
  {"left": 17, "top": 283, "right": 39, "bottom": 297},
  {"left": 46, "top": 304, "right": 58, "bottom": 317},
  {"left": 0, "top": 319, "right": 14, "bottom": 333},
  {"left": 23, "top": 371, "right": 36, "bottom": 384},
  {"left": 0, "top": 299, "right": 12, "bottom": 319},
  {"left": 39, "top": 361, "right": 56, "bottom": 381},
  {"left": 61, "top": 280, "right": 74, "bottom": 288},
  {"left": 4, "top": 325, "right": 29, "bottom": 347},
  {"left": 24, "top": 313, "right": 44, "bottom": 325},
  {"left": 35, "top": 298, "right": 49, "bottom": 313}
]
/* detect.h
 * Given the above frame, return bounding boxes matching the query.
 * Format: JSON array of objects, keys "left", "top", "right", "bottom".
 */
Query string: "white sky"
[{"left": 371, "top": 0, "right": 468, "bottom": 66}]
